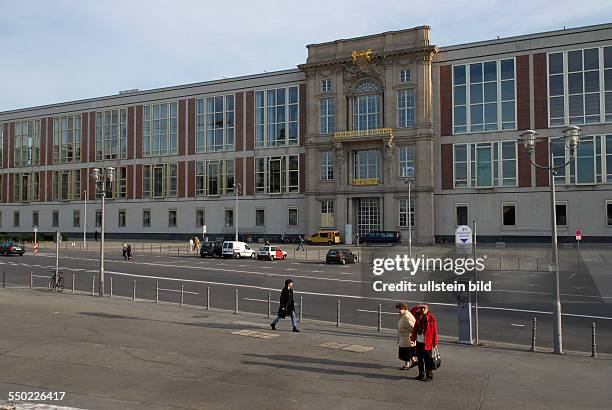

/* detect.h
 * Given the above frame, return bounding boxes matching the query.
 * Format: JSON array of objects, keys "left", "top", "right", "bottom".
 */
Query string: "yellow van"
[{"left": 306, "top": 231, "right": 341, "bottom": 245}]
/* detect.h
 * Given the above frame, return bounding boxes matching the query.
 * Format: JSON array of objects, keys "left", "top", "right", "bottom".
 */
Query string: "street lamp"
[
  {"left": 403, "top": 165, "right": 415, "bottom": 259},
  {"left": 92, "top": 167, "right": 115, "bottom": 297},
  {"left": 234, "top": 183, "right": 242, "bottom": 241},
  {"left": 518, "top": 125, "right": 581, "bottom": 354},
  {"left": 83, "top": 190, "right": 88, "bottom": 249}
]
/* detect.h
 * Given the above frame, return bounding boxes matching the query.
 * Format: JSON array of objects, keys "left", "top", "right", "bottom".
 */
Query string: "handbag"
[{"left": 430, "top": 346, "right": 442, "bottom": 369}]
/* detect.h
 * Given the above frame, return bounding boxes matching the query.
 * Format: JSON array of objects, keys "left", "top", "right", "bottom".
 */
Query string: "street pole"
[
  {"left": 55, "top": 230, "right": 60, "bottom": 278},
  {"left": 473, "top": 220, "right": 478, "bottom": 345},
  {"left": 234, "top": 184, "right": 241, "bottom": 242},
  {"left": 550, "top": 161, "right": 563, "bottom": 354},
  {"left": 408, "top": 179, "right": 412, "bottom": 259},
  {"left": 83, "top": 190, "right": 87, "bottom": 248},
  {"left": 99, "top": 188, "right": 105, "bottom": 297}
]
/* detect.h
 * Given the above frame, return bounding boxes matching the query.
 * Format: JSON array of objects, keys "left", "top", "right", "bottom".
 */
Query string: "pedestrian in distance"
[
  {"left": 296, "top": 235, "right": 305, "bottom": 251},
  {"left": 410, "top": 304, "right": 439, "bottom": 382},
  {"left": 127, "top": 243, "right": 132, "bottom": 260},
  {"left": 94, "top": 230, "right": 98, "bottom": 242},
  {"left": 396, "top": 302, "right": 417, "bottom": 370},
  {"left": 122, "top": 242, "right": 128, "bottom": 260},
  {"left": 270, "top": 279, "right": 300, "bottom": 332},
  {"left": 265, "top": 239, "right": 271, "bottom": 246},
  {"left": 189, "top": 238, "right": 194, "bottom": 253}
]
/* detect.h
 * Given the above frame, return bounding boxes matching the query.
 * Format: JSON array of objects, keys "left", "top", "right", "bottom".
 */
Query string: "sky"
[{"left": 0, "top": 0, "right": 610, "bottom": 112}]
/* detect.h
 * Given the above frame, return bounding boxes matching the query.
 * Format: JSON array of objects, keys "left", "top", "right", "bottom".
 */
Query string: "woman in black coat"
[{"left": 270, "top": 279, "right": 300, "bottom": 332}]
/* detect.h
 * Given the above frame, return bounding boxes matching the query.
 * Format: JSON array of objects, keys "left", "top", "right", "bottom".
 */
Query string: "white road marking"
[{"left": 510, "top": 323, "right": 526, "bottom": 327}]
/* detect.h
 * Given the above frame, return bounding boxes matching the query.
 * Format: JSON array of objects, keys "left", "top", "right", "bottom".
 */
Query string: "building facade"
[{"left": 0, "top": 23, "right": 611, "bottom": 241}]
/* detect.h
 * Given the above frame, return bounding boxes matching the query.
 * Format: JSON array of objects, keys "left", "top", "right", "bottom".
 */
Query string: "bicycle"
[{"left": 49, "top": 271, "right": 65, "bottom": 293}]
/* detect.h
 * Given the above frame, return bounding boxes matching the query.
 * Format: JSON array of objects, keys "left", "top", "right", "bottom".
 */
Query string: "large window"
[
  {"left": 96, "top": 109, "right": 127, "bottom": 160},
  {"left": 353, "top": 80, "right": 381, "bottom": 130},
  {"left": 453, "top": 141, "right": 517, "bottom": 188},
  {"left": 255, "top": 86, "right": 299, "bottom": 147},
  {"left": 550, "top": 135, "right": 611, "bottom": 185},
  {"left": 320, "top": 200, "right": 334, "bottom": 227},
  {"left": 549, "top": 47, "right": 612, "bottom": 126},
  {"left": 143, "top": 163, "right": 178, "bottom": 198},
  {"left": 53, "top": 115, "right": 81, "bottom": 163},
  {"left": 397, "top": 89, "right": 415, "bottom": 128},
  {"left": 195, "top": 95, "right": 235, "bottom": 152},
  {"left": 14, "top": 120, "right": 41, "bottom": 166},
  {"left": 14, "top": 172, "right": 40, "bottom": 202},
  {"left": 0, "top": 125, "right": 4, "bottom": 166},
  {"left": 319, "top": 97, "right": 335, "bottom": 134},
  {"left": 143, "top": 102, "right": 178, "bottom": 157},
  {"left": 52, "top": 170, "right": 81, "bottom": 201},
  {"left": 320, "top": 151, "right": 334, "bottom": 181},
  {"left": 398, "top": 146, "right": 415, "bottom": 178},
  {"left": 94, "top": 166, "right": 126, "bottom": 199},
  {"left": 195, "top": 160, "right": 234, "bottom": 196},
  {"left": 354, "top": 150, "right": 379, "bottom": 180},
  {"left": 453, "top": 59, "right": 516, "bottom": 134},
  {"left": 254, "top": 155, "right": 299, "bottom": 194},
  {"left": 398, "top": 199, "right": 415, "bottom": 228}
]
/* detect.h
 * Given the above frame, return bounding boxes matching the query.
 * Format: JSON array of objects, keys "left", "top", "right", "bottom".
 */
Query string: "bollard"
[
  {"left": 536, "top": 257, "right": 539, "bottom": 272},
  {"left": 177, "top": 245, "right": 180, "bottom": 255},
  {"left": 317, "top": 250, "right": 320, "bottom": 261},
  {"left": 132, "top": 280, "right": 136, "bottom": 301},
  {"left": 293, "top": 250, "right": 296, "bottom": 260},
  {"left": 267, "top": 291, "right": 271, "bottom": 319},
  {"left": 159, "top": 244, "right": 162, "bottom": 253},
  {"left": 305, "top": 249, "right": 308, "bottom": 260},
  {"left": 30, "top": 271, "right": 33, "bottom": 289},
  {"left": 336, "top": 299, "right": 341, "bottom": 327},
  {"left": 530, "top": 317, "right": 537, "bottom": 352},
  {"left": 234, "top": 289, "right": 239, "bottom": 314},
  {"left": 377, "top": 304, "right": 382, "bottom": 332},
  {"left": 206, "top": 286, "right": 210, "bottom": 310},
  {"left": 91, "top": 274, "right": 95, "bottom": 296},
  {"left": 150, "top": 244, "right": 153, "bottom": 253},
  {"left": 155, "top": 281, "right": 159, "bottom": 303},
  {"left": 592, "top": 322, "right": 597, "bottom": 358},
  {"left": 299, "top": 296, "right": 303, "bottom": 322},
  {"left": 2, "top": 271, "right": 5, "bottom": 288},
  {"left": 72, "top": 272, "right": 76, "bottom": 293},
  {"left": 180, "top": 283, "right": 184, "bottom": 307},
  {"left": 109, "top": 275, "right": 113, "bottom": 297}
]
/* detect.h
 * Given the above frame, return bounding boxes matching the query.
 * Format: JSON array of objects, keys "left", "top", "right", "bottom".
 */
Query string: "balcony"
[{"left": 333, "top": 128, "right": 393, "bottom": 142}]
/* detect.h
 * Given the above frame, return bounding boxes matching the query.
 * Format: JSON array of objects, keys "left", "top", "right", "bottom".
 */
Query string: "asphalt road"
[{"left": 1, "top": 247, "right": 610, "bottom": 354}]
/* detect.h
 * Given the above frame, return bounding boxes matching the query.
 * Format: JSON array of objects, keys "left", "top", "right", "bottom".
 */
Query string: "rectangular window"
[
  {"left": 354, "top": 150, "right": 379, "bottom": 180},
  {"left": 14, "top": 172, "right": 40, "bottom": 202},
  {"left": 353, "top": 95, "right": 381, "bottom": 131},
  {"left": 551, "top": 135, "right": 604, "bottom": 185},
  {"left": 255, "top": 86, "right": 299, "bottom": 147},
  {"left": 225, "top": 209, "right": 234, "bottom": 227},
  {"left": 168, "top": 209, "right": 177, "bottom": 228},
  {"left": 95, "top": 210, "right": 102, "bottom": 227},
  {"left": 195, "top": 159, "right": 235, "bottom": 196},
  {"left": 14, "top": 120, "right": 41, "bottom": 167},
  {"left": 321, "top": 79, "right": 332, "bottom": 93},
  {"left": 118, "top": 209, "right": 126, "bottom": 227},
  {"left": 607, "top": 201, "right": 612, "bottom": 226},
  {"left": 196, "top": 208, "right": 205, "bottom": 227},
  {"left": 320, "top": 200, "right": 334, "bottom": 227},
  {"left": 32, "top": 211, "right": 39, "bottom": 228},
  {"left": 288, "top": 207, "right": 298, "bottom": 228},
  {"left": 53, "top": 115, "right": 81, "bottom": 163},
  {"left": 453, "top": 141, "right": 517, "bottom": 188},
  {"left": 502, "top": 203, "right": 516, "bottom": 226},
  {"left": 143, "top": 163, "right": 178, "bottom": 198},
  {"left": 143, "top": 102, "right": 178, "bottom": 157},
  {"left": 556, "top": 203, "right": 567, "bottom": 226},
  {"left": 255, "top": 209, "right": 265, "bottom": 227},
  {"left": 320, "top": 151, "right": 334, "bottom": 180},
  {"left": 254, "top": 155, "right": 299, "bottom": 194},
  {"left": 398, "top": 146, "right": 415, "bottom": 178},
  {"left": 73, "top": 210, "right": 80, "bottom": 227},
  {"left": 453, "top": 59, "right": 515, "bottom": 133},
  {"left": 456, "top": 204, "right": 468, "bottom": 226},
  {"left": 14, "top": 211, "right": 20, "bottom": 227},
  {"left": 52, "top": 170, "right": 81, "bottom": 201},
  {"left": 398, "top": 198, "right": 415, "bottom": 228},
  {"left": 195, "top": 95, "right": 235, "bottom": 152},
  {"left": 0, "top": 125, "right": 3, "bottom": 166},
  {"left": 397, "top": 89, "right": 415, "bottom": 128},
  {"left": 52, "top": 210, "right": 59, "bottom": 227},
  {"left": 319, "top": 97, "right": 335, "bottom": 134},
  {"left": 400, "top": 69, "right": 411, "bottom": 83},
  {"left": 142, "top": 209, "right": 151, "bottom": 227},
  {"left": 96, "top": 109, "right": 127, "bottom": 160}
]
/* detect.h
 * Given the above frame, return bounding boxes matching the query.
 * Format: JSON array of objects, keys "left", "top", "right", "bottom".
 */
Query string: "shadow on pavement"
[{"left": 243, "top": 353, "right": 386, "bottom": 369}]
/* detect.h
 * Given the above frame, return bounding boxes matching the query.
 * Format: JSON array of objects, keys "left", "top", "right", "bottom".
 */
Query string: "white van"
[{"left": 222, "top": 241, "right": 256, "bottom": 259}]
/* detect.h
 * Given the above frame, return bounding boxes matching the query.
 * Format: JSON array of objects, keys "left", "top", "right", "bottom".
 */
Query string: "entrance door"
[{"left": 356, "top": 198, "right": 380, "bottom": 236}]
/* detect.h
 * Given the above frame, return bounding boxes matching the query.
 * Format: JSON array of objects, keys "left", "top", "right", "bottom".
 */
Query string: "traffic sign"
[
  {"left": 455, "top": 225, "right": 473, "bottom": 245},
  {"left": 576, "top": 229, "right": 582, "bottom": 241}
]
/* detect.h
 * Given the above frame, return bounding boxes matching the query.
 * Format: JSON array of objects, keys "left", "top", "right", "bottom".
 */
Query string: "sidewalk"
[{"left": 0, "top": 288, "right": 609, "bottom": 410}]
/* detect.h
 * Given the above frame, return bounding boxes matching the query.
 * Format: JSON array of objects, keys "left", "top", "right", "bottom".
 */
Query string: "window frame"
[
  {"left": 288, "top": 206, "right": 299, "bottom": 228},
  {"left": 397, "top": 88, "right": 415, "bottom": 128},
  {"left": 255, "top": 208, "right": 265, "bottom": 227},
  {"left": 453, "top": 141, "right": 518, "bottom": 188},
  {"left": 118, "top": 209, "right": 127, "bottom": 228},
  {"left": 319, "top": 97, "right": 335, "bottom": 134},
  {"left": 398, "top": 198, "right": 415, "bottom": 228},
  {"left": 195, "top": 94, "right": 235, "bottom": 153},
  {"left": 53, "top": 114, "right": 82, "bottom": 164},
  {"left": 502, "top": 202, "right": 517, "bottom": 227},
  {"left": 142, "top": 102, "right": 178, "bottom": 157},
  {"left": 73, "top": 209, "right": 80, "bottom": 228},
  {"left": 455, "top": 203, "right": 469, "bottom": 227},
  {"left": 254, "top": 86, "right": 300, "bottom": 148},
  {"left": 168, "top": 209, "right": 177, "bottom": 228},
  {"left": 142, "top": 209, "right": 151, "bottom": 228},
  {"left": 95, "top": 109, "right": 127, "bottom": 160},
  {"left": 14, "top": 120, "right": 41, "bottom": 167},
  {"left": 320, "top": 151, "right": 335, "bottom": 181},
  {"left": 400, "top": 68, "right": 411, "bottom": 84},
  {"left": 555, "top": 201, "right": 568, "bottom": 227}
]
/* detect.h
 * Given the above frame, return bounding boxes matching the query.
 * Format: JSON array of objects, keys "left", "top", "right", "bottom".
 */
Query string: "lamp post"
[
  {"left": 234, "top": 183, "right": 242, "bottom": 241},
  {"left": 92, "top": 167, "right": 115, "bottom": 297},
  {"left": 518, "top": 126, "right": 581, "bottom": 354},
  {"left": 83, "top": 190, "right": 88, "bottom": 248},
  {"left": 403, "top": 165, "right": 415, "bottom": 259}
]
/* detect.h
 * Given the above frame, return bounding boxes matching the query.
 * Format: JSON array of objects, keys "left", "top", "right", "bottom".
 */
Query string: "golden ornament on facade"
[{"left": 352, "top": 49, "right": 373, "bottom": 68}]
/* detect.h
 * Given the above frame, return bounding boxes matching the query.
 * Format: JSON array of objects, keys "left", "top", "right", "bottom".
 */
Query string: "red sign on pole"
[{"left": 575, "top": 229, "right": 582, "bottom": 241}]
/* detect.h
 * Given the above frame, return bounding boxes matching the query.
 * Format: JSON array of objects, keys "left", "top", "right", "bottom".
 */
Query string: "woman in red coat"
[{"left": 410, "top": 304, "right": 439, "bottom": 382}]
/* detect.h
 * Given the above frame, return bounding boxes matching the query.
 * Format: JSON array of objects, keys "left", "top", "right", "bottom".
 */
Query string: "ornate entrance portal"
[{"left": 355, "top": 198, "right": 380, "bottom": 236}]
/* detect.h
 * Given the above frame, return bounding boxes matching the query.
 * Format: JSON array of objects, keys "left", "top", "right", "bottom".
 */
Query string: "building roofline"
[
  {"left": 0, "top": 68, "right": 301, "bottom": 116},
  {"left": 305, "top": 25, "right": 431, "bottom": 49},
  {"left": 439, "top": 22, "right": 612, "bottom": 51}
]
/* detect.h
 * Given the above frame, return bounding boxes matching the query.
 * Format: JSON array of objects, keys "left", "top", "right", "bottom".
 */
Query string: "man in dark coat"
[{"left": 270, "top": 279, "right": 300, "bottom": 332}]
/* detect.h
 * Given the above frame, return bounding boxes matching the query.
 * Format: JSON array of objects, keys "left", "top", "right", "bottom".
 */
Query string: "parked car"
[
  {"left": 257, "top": 246, "right": 288, "bottom": 261},
  {"left": 222, "top": 241, "right": 256, "bottom": 259},
  {"left": 359, "top": 231, "right": 401, "bottom": 245},
  {"left": 306, "top": 230, "right": 341, "bottom": 245},
  {"left": 326, "top": 249, "right": 358, "bottom": 264},
  {"left": 200, "top": 241, "right": 223, "bottom": 258},
  {"left": 0, "top": 241, "right": 25, "bottom": 256}
]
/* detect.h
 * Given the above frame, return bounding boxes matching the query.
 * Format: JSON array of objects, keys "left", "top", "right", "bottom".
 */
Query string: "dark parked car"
[
  {"left": 0, "top": 241, "right": 26, "bottom": 256},
  {"left": 326, "top": 249, "right": 358, "bottom": 264},
  {"left": 359, "top": 231, "right": 401, "bottom": 245},
  {"left": 200, "top": 241, "right": 223, "bottom": 258}
]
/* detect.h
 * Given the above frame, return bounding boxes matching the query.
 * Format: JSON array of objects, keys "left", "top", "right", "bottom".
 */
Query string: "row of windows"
[
  {"left": 318, "top": 69, "right": 411, "bottom": 94},
  {"left": 319, "top": 146, "right": 415, "bottom": 181},
  {"left": 318, "top": 199, "right": 414, "bottom": 228}
]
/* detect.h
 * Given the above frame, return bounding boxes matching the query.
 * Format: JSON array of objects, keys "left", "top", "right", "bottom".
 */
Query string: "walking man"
[
  {"left": 94, "top": 230, "right": 98, "bottom": 242},
  {"left": 270, "top": 279, "right": 300, "bottom": 332},
  {"left": 296, "top": 235, "right": 305, "bottom": 251}
]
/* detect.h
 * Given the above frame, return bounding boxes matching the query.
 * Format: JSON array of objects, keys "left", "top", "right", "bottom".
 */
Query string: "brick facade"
[{"left": 439, "top": 65, "right": 452, "bottom": 137}]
